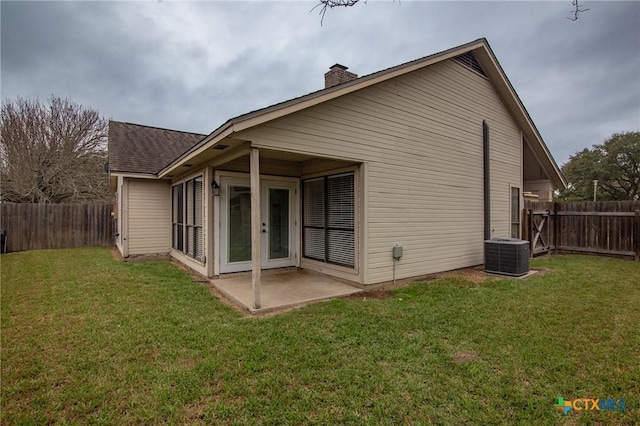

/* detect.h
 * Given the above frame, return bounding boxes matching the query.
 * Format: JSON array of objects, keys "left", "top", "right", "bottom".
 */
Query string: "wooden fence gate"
[
  {"left": 526, "top": 209, "right": 551, "bottom": 256},
  {"left": 522, "top": 200, "right": 640, "bottom": 261}
]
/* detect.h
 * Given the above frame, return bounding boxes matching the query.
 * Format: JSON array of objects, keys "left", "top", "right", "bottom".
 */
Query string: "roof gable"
[
  {"left": 158, "top": 38, "right": 565, "bottom": 189},
  {"left": 108, "top": 121, "right": 205, "bottom": 175}
]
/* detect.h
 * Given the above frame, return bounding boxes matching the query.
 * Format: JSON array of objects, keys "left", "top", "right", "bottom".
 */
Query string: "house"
[{"left": 108, "top": 38, "right": 565, "bottom": 308}]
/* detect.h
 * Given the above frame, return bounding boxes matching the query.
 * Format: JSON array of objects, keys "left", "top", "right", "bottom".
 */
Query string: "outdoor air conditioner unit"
[{"left": 484, "top": 238, "right": 530, "bottom": 277}]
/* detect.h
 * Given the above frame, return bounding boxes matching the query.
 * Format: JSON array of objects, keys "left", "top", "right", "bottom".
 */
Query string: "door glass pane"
[
  {"left": 327, "top": 230, "right": 354, "bottom": 267},
  {"left": 269, "top": 188, "right": 289, "bottom": 260},
  {"left": 328, "top": 174, "right": 354, "bottom": 228},
  {"left": 511, "top": 187, "right": 519, "bottom": 223},
  {"left": 511, "top": 224, "right": 520, "bottom": 239},
  {"left": 511, "top": 187, "right": 520, "bottom": 238},
  {"left": 304, "top": 228, "right": 325, "bottom": 261},
  {"left": 327, "top": 173, "right": 355, "bottom": 267},
  {"left": 303, "top": 178, "right": 325, "bottom": 261},
  {"left": 303, "top": 178, "right": 325, "bottom": 227},
  {"left": 228, "top": 185, "right": 251, "bottom": 262}
]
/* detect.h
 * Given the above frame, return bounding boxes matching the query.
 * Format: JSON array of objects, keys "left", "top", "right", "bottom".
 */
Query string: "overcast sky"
[{"left": 2, "top": 1, "right": 639, "bottom": 166}]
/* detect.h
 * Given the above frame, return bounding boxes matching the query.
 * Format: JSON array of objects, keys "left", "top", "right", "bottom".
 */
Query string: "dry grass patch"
[
  {"left": 434, "top": 266, "right": 494, "bottom": 284},
  {"left": 453, "top": 350, "right": 481, "bottom": 364},
  {"left": 345, "top": 289, "right": 393, "bottom": 300}
]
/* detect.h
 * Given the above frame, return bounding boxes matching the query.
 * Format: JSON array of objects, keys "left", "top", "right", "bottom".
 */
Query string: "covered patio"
[
  {"left": 204, "top": 143, "right": 363, "bottom": 314},
  {"left": 211, "top": 269, "right": 362, "bottom": 314}
]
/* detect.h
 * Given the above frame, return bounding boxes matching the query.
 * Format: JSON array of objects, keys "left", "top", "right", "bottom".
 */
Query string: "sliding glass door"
[{"left": 302, "top": 172, "right": 355, "bottom": 268}]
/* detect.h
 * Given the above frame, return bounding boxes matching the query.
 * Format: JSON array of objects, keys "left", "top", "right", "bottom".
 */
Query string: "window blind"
[
  {"left": 303, "top": 178, "right": 325, "bottom": 261},
  {"left": 172, "top": 184, "right": 184, "bottom": 251},
  {"left": 303, "top": 172, "right": 354, "bottom": 268},
  {"left": 172, "top": 176, "right": 203, "bottom": 260},
  {"left": 327, "top": 173, "right": 354, "bottom": 266},
  {"left": 194, "top": 178, "right": 203, "bottom": 259},
  {"left": 186, "top": 179, "right": 195, "bottom": 257}
]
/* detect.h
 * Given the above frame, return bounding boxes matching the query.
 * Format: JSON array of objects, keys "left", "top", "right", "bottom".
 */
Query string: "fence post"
[
  {"left": 553, "top": 202, "right": 559, "bottom": 254},
  {"left": 635, "top": 210, "right": 639, "bottom": 262},
  {"left": 528, "top": 209, "right": 533, "bottom": 258}
]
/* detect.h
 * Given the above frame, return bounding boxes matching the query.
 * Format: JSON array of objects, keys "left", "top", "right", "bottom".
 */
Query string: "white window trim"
[
  {"left": 172, "top": 172, "right": 205, "bottom": 263},
  {"left": 302, "top": 170, "right": 358, "bottom": 270}
]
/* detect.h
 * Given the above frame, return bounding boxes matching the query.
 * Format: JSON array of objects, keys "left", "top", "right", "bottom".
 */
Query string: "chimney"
[{"left": 324, "top": 64, "right": 358, "bottom": 88}]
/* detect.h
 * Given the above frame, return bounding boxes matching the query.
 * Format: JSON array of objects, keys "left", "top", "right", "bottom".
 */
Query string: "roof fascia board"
[{"left": 109, "top": 172, "right": 162, "bottom": 180}]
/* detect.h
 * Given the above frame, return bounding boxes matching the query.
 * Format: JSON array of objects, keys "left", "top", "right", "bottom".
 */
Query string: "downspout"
[{"left": 483, "top": 120, "right": 491, "bottom": 241}]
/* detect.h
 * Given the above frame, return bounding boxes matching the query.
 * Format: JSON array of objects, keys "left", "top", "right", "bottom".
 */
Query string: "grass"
[{"left": 1, "top": 248, "right": 638, "bottom": 425}]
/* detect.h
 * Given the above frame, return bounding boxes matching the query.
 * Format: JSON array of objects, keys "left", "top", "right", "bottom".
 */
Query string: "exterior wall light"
[{"left": 211, "top": 180, "right": 221, "bottom": 196}]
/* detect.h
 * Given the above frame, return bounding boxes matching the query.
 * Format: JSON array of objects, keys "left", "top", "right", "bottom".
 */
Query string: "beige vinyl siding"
[
  {"left": 238, "top": 58, "right": 522, "bottom": 285},
  {"left": 524, "top": 179, "right": 553, "bottom": 202},
  {"left": 127, "top": 179, "right": 171, "bottom": 255}
]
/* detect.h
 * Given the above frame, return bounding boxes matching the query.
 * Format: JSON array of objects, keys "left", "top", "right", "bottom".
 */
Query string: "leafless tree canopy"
[
  {"left": 313, "top": 0, "right": 363, "bottom": 25},
  {"left": 0, "top": 96, "right": 111, "bottom": 203}
]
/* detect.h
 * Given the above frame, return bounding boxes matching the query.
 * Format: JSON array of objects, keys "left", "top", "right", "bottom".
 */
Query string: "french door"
[{"left": 219, "top": 176, "right": 297, "bottom": 273}]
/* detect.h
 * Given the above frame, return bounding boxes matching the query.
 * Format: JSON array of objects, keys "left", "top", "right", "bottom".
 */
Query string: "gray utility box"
[
  {"left": 484, "top": 238, "right": 530, "bottom": 277},
  {"left": 393, "top": 245, "right": 403, "bottom": 260}
]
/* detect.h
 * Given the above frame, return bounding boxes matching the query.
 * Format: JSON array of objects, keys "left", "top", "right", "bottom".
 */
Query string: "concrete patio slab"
[{"left": 211, "top": 269, "right": 362, "bottom": 314}]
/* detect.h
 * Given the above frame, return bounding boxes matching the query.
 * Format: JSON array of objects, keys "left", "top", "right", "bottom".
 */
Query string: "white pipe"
[{"left": 393, "top": 257, "right": 396, "bottom": 285}]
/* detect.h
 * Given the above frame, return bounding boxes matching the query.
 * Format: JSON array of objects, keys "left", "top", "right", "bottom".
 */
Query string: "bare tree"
[
  {"left": 0, "top": 96, "right": 111, "bottom": 203},
  {"left": 314, "top": 0, "right": 589, "bottom": 23}
]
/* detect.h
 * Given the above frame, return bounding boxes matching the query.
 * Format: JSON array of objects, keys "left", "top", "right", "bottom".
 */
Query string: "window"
[
  {"left": 303, "top": 172, "right": 354, "bottom": 268},
  {"left": 172, "top": 184, "right": 184, "bottom": 251},
  {"left": 172, "top": 176, "right": 203, "bottom": 261},
  {"left": 117, "top": 183, "right": 123, "bottom": 244},
  {"left": 511, "top": 186, "right": 521, "bottom": 238}
]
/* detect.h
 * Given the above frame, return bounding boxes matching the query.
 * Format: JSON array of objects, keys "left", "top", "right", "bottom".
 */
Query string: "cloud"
[{"left": 2, "top": 0, "right": 639, "bottom": 165}]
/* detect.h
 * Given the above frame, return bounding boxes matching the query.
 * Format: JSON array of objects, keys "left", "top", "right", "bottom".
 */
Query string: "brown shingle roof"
[{"left": 108, "top": 121, "right": 205, "bottom": 174}]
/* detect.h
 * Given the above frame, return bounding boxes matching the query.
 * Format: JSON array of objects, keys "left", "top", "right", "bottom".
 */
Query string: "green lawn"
[{"left": 1, "top": 248, "right": 638, "bottom": 425}]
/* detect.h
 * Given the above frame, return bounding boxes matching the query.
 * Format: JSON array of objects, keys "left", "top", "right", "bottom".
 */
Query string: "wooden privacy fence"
[
  {"left": 0, "top": 203, "right": 113, "bottom": 253},
  {"left": 522, "top": 200, "right": 640, "bottom": 261}
]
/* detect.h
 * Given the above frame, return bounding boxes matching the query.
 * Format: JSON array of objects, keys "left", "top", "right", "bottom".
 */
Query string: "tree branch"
[
  {"left": 567, "top": 0, "right": 590, "bottom": 21},
  {"left": 312, "top": 0, "right": 363, "bottom": 25}
]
